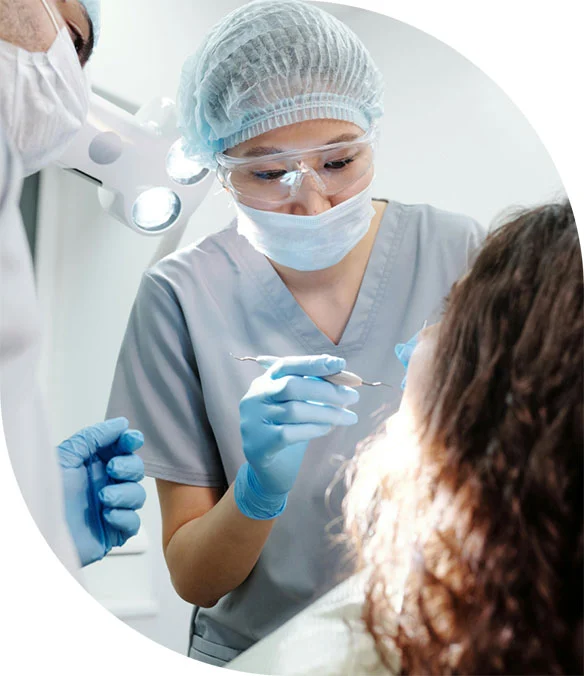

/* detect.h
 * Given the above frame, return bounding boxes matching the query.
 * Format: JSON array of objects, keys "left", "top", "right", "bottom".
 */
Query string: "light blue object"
[
  {"left": 79, "top": 0, "right": 101, "bottom": 46},
  {"left": 58, "top": 417, "right": 146, "bottom": 566},
  {"left": 395, "top": 332, "right": 420, "bottom": 390},
  {"left": 177, "top": 0, "right": 384, "bottom": 168},
  {"left": 235, "top": 355, "right": 359, "bottom": 519},
  {"left": 235, "top": 183, "right": 376, "bottom": 272}
]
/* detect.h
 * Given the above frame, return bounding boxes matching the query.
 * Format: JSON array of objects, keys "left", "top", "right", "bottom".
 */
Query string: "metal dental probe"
[{"left": 230, "top": 354, "right": 392, "bottom": 388}]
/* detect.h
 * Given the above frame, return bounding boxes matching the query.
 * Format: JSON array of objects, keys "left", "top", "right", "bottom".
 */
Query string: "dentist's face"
[
  {"left": 0, "top": 0, "right": 94, "bottom": 66},
  {"left": 226, "top": 119, "right": 375, "bottom": 216},
  {"left": 53, "top": 0, "right": 94, "bottom": 66}
]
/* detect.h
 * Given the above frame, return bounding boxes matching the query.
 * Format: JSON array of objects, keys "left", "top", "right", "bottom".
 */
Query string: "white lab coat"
[{"left": 0, "top": 127, "right": 79, "bottom": 574}]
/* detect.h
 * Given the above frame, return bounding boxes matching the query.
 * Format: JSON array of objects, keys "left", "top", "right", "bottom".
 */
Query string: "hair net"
[
  {"left": 79, "top": 0, "right": 101, "bottom": 46},
  {"left": 178, "top": 0, "right": 384, "bottom": 168}
]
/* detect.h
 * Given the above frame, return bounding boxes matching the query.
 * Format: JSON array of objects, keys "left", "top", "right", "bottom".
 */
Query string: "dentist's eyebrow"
[
  {"left": 242, "top": 146, "right": 285, "bottom": 158},
  {"left": 241, "top": 133, "right": 362, "bottom": 158}
]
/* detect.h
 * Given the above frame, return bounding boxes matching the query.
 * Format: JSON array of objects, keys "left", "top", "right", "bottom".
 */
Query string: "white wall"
[{"left": 36, "top": 0, "right": 564, "bottom": 659}]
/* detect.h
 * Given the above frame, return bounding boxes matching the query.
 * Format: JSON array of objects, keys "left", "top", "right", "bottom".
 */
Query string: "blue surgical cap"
[
  {"left": 178, "top": 0, "right": 384, "bottom": 168},
  {"left": 79, "top": 0, "right": 101, "bottom": 46}
]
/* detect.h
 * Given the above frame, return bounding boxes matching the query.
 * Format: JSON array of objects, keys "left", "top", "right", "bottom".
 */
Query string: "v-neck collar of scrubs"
[{"left": 234, "top": 200, "right": 405, "bottom": 356}]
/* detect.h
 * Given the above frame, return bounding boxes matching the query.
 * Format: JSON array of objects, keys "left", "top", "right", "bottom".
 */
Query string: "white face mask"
[
  {"left": 0, "top": 0, "right": 89, "bottom": 176},
  {"left": 235, "top": 183, "right": 376, "bottom": 271}
]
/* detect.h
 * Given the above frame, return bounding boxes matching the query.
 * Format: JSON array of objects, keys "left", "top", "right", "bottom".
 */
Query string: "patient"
[{"left": 228, "top": 200, "right": 583, "bottom": 675}]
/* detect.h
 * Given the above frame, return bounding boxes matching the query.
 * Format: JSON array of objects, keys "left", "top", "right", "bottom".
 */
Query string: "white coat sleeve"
[{"left": 0, "top": 128, "right": 80, "bottom": 575}]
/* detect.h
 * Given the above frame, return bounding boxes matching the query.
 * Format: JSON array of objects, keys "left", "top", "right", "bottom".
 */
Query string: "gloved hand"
[
  {"left": 395, "top": 332, "right": 420, "bottom": 390},
  {"left": 235, "top": 355, "right": 359, "bottom": 520},
  {"left": 58, "top": 417, "right": 146, "bottom": 566}
]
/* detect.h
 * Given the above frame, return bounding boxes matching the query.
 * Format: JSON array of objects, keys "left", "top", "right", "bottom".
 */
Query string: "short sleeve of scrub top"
[
  {"left": 107, "top": 199, "right": 486, "bottom": 666},
  {"left": 107, "top": 269, "right": 226, "bottom": 487}
]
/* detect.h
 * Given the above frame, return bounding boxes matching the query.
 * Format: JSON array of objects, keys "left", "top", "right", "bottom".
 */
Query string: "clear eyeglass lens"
[
  {"left": 132, "top": 187, "right": 181, "bottom": 233},
  {"left": 227, "top": 142, "right": 374, "bottom": 204}
]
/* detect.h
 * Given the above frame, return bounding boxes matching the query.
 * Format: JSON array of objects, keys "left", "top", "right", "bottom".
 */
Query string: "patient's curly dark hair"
[{"left": 353, "top": 201, "right": 583, "bottom": 674}]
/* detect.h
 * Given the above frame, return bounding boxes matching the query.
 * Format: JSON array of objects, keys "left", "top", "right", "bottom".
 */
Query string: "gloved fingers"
[
  {"left": 115, "top": 429, "right": 144, "bottom": 454},
  {"left": 99, "top": 481, "right": 146, "bottom": 510},
  {"left": 103, "top": 509, "right": 141, "bottom": 538},
  {"left": 269, "top": 375, "right": 359, "bottom": 407},
  {"left": 277, "top": 423, "right": 333, "bottom": 447},
  {"left": 85, "top": 417, "right": 129, "bottom": 447},
  {"left": 99, "top": 428, "right": 144, "bottom": 464},
  {"left": 106, "top": 453, "right": 145, "bottom": 482},
  {"left": 57, "top": 418, "right": 132, "bottom": 468},
  {"left": 269, "top": 401, "right": 358, "bottom": 427},
  {"left": 57, "top": 438, "right": 87, "bottom": 468},
  {"left": 62, "top": 417, "right": 129, "bottom": 464},
  {"left": 394, "top": 333, "right": 419, "bottom": 368},
  {"left": 266, "top": 354, "right": 345, "bottom": 380},
  {"left": 395, "top": 342, "right": 415, "bottom": 367},
  {"left": 395, "top": 332, "right": 420, "bottom": 391}
]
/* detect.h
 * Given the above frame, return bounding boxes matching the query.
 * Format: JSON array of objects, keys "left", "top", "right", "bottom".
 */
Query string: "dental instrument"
[{"left": 231, "top": 354, "right": 391, "bottom": 388}]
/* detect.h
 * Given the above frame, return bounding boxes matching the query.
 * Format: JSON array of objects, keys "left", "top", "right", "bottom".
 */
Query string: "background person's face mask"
[
  {"left": 235, "top": 183, "right": 376, "bottom": 271},
  {"left": 0, "top": 0, "right": 89, "bottom": 176}
]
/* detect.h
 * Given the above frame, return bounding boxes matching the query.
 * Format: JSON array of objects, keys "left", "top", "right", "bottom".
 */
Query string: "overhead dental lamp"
[{"left": 57, "top": 92, "right": 213, "bottom": 236}]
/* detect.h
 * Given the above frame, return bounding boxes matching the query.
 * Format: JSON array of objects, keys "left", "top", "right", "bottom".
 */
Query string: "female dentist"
[{"left": 107, "top": 0, "right": 485, "bottom": 666}]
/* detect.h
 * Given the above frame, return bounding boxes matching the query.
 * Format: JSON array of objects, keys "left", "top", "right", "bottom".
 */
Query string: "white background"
[{"left": 1, "top": 1, "right": 582, "bottom": 675}]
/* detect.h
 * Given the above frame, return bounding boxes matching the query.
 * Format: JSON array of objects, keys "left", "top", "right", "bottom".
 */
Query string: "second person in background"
[{"left": 107, "top": 0, "right": 485, "bottom": 666}]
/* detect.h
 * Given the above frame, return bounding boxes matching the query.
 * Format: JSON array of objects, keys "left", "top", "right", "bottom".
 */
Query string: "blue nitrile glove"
[
  {"left": 235, "top": 355, "right": 360, "bottom": 520},
  {"left": 395, "top": 332, "right": 420, "bottom": 391},
  {"left": 58, "top": 417, "right": 146, "bottom": 566}
]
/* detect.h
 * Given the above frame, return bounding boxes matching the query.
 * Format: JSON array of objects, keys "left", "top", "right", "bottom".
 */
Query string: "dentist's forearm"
[{"left": 164, "top": 484, "right": 276, "bottom": 607}]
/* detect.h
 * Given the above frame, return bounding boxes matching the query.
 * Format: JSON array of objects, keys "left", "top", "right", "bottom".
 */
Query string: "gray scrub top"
[{"left": 107, "top": 199, "right": 485, "bottom": 666}]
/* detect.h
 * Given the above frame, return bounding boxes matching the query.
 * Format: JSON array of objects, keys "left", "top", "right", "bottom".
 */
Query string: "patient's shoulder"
[{"left": 228, "top": 571, "right": 398, "bottom": 675}]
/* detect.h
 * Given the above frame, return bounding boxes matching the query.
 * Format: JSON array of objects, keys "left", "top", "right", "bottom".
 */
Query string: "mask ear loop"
[{"left": 40, "top": 0, "right": 61, "bottom": 35}]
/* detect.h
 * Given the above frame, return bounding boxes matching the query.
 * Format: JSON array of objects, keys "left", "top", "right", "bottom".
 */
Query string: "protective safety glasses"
[{"left": 215, "top": 126, "right": 376, "bottom": 206}]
